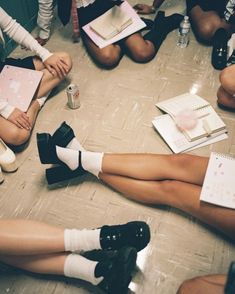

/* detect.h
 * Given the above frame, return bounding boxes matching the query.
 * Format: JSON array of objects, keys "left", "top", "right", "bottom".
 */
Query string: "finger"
[
  {"left": 20, "top": 114, "right": 31, "bottom": 130},
  {"left": 13, "top": 120, "right": 23, "bottom": 129},
  {"left": 17, "top": 117, "right": 30, "bottom": 130},
  {"left": 52, "top": 64, "right": 63, "bottom": 79},
  {"left": 46, "top": 64, "right": 55, "bottom": 76},
  {"left": 57, "top": 61, "right": 68, "bottom": 76}
]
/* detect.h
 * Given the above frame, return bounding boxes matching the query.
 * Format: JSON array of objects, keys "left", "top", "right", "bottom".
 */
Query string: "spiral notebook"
[
  {"left": 200, "top": 152, "right": 235, "bottom": 209},
  {"left": 155, "top": 93, "right": 226, "bottom": 142}
]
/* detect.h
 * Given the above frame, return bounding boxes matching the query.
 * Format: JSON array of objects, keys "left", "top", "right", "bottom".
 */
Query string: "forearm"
[
  {"left": 0, "top": 219, "right": 65, "bottom": 255},
  {"left": 0, "top": 7, "right": 52, "bottom": 61},
  {"left": 37, "top": 0, "right": 55, "bottom": 39}
]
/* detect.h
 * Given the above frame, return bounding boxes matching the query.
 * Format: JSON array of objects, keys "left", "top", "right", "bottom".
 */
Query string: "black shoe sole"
[
  {"left": 37, "top": 133, "right": 52, "bottom": 164},
  {"left": 99, "top": 247, "right": 137, "bottom": 294}
]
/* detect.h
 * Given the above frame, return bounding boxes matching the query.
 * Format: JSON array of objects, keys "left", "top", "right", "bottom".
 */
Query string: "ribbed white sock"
[
  {"left": 81, "top": 151, "right": 104, "bottom": 178},
  {"left": 64, "top": 228, "right": 101, "bottom": 252},
  {"left": 64, "top": 254, "right": 103, "bottom": 286},
  {"left": 37, "top": 91, "right": 51, "bottom": 108},
  {"left": 56, "top": 147, "right": 103, "bottom": 177},
  {"left": 56, "top": 146, "right": 79, "bottom": 170},
  {"left": 67, "top": 137, "right": 85, "bottom": 151}
]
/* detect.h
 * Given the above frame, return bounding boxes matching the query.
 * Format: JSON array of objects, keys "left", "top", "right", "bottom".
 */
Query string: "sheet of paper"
[
  {"left": 200, "top": 152, "right": 235, "bottom": 209},
  {"left": 82, "top": 1, "right": 146, "bottom": 48}
]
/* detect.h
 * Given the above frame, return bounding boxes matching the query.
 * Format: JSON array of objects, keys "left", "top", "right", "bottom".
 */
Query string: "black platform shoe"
[
  {"left": 100, "top": 221, "right": 150, "bottom": 252},
  {"left": 37, "top": 133, "right": 61, "bottom": 164},
  {"left": 211, "top": 28, "right": 228, "bottom": 70},
  {"left": 96, "top": 246, "right": 137, "bottom": 294},
  {"left": 51, "top": 121, "right": 75, "bottom": 147},
  {"left": 45, "top": 151, "right": 86, "bottom": 184}
]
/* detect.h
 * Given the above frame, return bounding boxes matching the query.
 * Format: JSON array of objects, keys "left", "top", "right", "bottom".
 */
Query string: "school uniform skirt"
[
  {"left": 0, "top": 56, "right": 35, "bottom": 72},
  {"left": 77, "top": 0, "right": 123, "bottom": 27}
]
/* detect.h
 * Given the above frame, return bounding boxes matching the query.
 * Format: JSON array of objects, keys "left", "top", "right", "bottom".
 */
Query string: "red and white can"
[{"left": 66, "top": 84, "right": 80, "bottom": 109}]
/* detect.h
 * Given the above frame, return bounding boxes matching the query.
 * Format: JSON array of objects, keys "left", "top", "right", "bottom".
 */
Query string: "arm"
[
  {"left": 134, "top": 0, "right": 166, "bottom": 14},
  {"left": 0, "top": 98, "right": 31, "bottom": 130},
  {"left": 0, "top": 7, "right": 52, "bottom": 62}
]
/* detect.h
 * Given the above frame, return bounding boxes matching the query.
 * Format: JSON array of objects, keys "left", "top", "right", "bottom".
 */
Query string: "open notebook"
[
  {"left": 0, "top": 65, "right": 43, "bottom": 112},
  {"left": 83, "top": 1, "right": 146, "bottom": 48},
  {"left": 155, "top": 93, "right": 226, "bottom": 142},
  {"left": 200, "top": 152, "right": 235, "bottom": 209},
  {"left": 90, "top": 5, "right": 133, "bottom": 40}
]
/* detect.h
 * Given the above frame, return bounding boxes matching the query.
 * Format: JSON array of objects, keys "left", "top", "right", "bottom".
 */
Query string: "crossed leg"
[{"left": 0, "top": 52, "right": 72, "bottom": 146}]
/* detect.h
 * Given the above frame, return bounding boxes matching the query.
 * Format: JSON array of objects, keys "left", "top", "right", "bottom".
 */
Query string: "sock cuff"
[
  {"left": 64, "top": 253, "right": 103, "bottom": 285},
  {"left": 64, "top": 228, "right": 101, "bottom": 252}
]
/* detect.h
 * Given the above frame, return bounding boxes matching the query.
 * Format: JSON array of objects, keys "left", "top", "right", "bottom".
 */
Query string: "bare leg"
[
  {"left": 82, "top": 35, "right": 122, "bottom": 68},
  {"left": 101, "top": 153, "right": 208, "bottom": 185},
  {"left": 0, "top": 219, "right": 64, "bottom": 255},
  {"left": 217, "top": 65, "right": 235, "bottom": 110},
  {"left": 177, "top": 274, "right": 226, "bottom": 294},
  {"left": 189, "top": 6, "right": 233, "bottom": 42},
  {"left": 99, "top": 174, "right": 235, "bottom": 240},
  {"left": 0, "top": 52, "right": 72, "bottom": 146},
  {"left": 122, "top": 32, "right": 155, "bottom": 63},
  {"left": 0, "top": 253, "right": 66, "bottom": 275}
]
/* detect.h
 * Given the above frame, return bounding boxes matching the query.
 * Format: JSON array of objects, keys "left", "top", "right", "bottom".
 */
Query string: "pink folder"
[{"left": 0, "top": 65, "right": 43, "bottom": 112}]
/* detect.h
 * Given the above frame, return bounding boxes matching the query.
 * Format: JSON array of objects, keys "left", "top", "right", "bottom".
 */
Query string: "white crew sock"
[
  {"left": 81, "top": 151, "right": 104, "bottom": 178},
  {"left": 56, "top": 147, "right": 103, "bottom": 177},
  {"left": 67, "top": 137, "right": 85, "bottom": 151},
  {"left": 37, "top": 91, "right": 51, "bottom": 108},
  {"left": 64, "top": 228, "right": 101, "bottom": 252},
  {"left": 64, "top": 253, "right": 103, "bottom": 286}
]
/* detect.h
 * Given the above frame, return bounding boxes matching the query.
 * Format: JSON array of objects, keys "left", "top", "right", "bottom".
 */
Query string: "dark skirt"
[
  {"left": 0, "top": 56, "right": 35, "bottom": 72},
  {"left": 77, "top": 0, "right": 123, "bottom": 27}
]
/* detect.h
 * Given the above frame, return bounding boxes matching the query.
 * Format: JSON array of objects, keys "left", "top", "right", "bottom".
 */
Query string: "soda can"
[{"left": 66, "top": 84, "right": 80, "bottom": 109}]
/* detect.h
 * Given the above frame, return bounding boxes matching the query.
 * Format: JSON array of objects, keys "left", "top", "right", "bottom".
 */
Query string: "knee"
[
  {"left": 97, "top": 50, "right": 121, "bottom": 69},
  {"left": 7, "top": 128, "right": 30, "bottom": 146},
  {"left": 219, "top": 65, "right": 235, "bottom": 92},
  {"left": 177, "top": 278, "right": 201, "bottom": 294},
  {"left": 195, "top": 21, "right": 217, "bottom": 41},
  {"left": 168, "top": 154, "right": 193, "bottom": 170},
  {"left": 59, "top": 52, "right": 73, "bottom": 73},
  {"left": 131, "top": 48, "right": 154, "bottom": 63}
]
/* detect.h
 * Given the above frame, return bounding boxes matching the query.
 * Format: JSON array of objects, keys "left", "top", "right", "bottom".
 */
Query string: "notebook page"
[
  {"left": 200, "top": 153, "right": 235, "bottom": 209},
  {"left": 156, "top": 93, "right": 209, "bottom": 116},
  {"left": 152, "top": 115, "right": 227, "bottom": 153}
]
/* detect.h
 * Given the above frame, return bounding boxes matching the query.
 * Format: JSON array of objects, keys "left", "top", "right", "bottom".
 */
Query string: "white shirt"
[{"left": 0, "top": 6, "right": 53, "bottom": 118}]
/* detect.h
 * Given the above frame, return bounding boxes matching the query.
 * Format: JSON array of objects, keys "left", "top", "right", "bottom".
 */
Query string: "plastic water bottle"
[{"left": 177, "top": 16, "right": 191, "bottom": 48}]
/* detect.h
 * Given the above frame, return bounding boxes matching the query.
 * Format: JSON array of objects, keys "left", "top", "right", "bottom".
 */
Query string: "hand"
[
  {"left": 44, "top": 54, "right": 70, "bottom": 79},
  {"left": 133, "top": 4, "right": 155, "bottom": 14},
  {"left": 8, "top": 108, "right": 31, "bottom": 130},
  {"left": 35, "top": 37, "right": 48, "bottom": 46}
]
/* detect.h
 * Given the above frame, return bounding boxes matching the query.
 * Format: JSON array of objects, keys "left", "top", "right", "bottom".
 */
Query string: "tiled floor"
[{"left": 1, "top": 1, "right": 235, "bottom": 293}]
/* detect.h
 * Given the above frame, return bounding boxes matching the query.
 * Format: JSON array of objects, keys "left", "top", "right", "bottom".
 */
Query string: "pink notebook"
[{"left": 0, "top": 65, "right": 43, "bottom": 112}]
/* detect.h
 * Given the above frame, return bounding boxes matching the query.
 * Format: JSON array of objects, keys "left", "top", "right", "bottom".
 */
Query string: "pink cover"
[
  {"left": 0, "top": 65, "right": 43, "bottom": 112},
  {"left": 82, "top": 1, "right": 146, "bottom": 49}
]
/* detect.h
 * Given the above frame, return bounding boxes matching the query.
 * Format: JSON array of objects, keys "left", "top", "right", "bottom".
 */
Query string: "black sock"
[{"left": 144, "top": 11, "right": 184, "bottom": 51}]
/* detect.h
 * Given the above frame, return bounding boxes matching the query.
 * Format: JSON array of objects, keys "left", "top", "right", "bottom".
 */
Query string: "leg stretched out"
[{"left": 37, "top": 123, "right": 235, "bottom": 241}]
